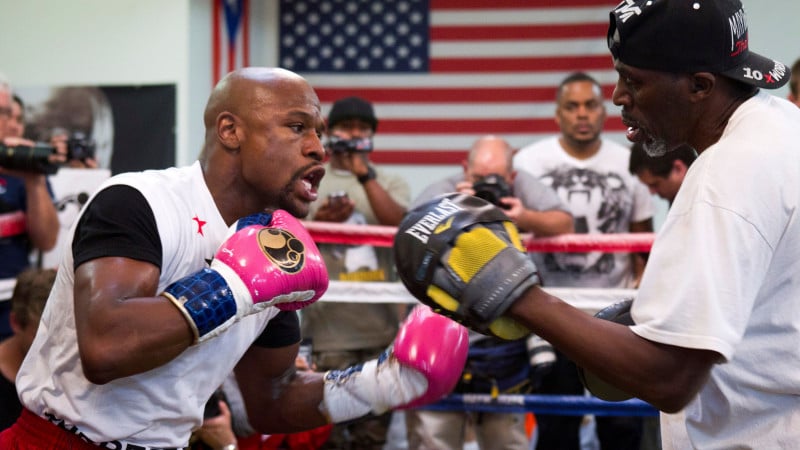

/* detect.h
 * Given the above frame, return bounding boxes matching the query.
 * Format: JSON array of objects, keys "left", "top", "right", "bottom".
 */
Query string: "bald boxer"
[
  {"left": 0, "top": 67, "right": 468, "bottom": 450},
  {"left": 394, "top": 1, "right": 800, "bottom": 448}
]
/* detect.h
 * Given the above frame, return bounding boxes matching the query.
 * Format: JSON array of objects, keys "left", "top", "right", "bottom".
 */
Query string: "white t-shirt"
[
  {"left": 513, "top": 137, "right": 654, "bottom": 288},
  {"left": 631, "top": 92, "right": 800, "bottom": 449},
  {"left": 16, "top": 162, "right": 279, "bottom": 448}
]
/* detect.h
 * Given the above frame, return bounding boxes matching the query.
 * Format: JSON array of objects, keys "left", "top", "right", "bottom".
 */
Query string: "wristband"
[
  {"left": 218, "top": 444, "right": 237, "bottom": 450},
  {"left": 357, "top": 166, "right": 376, "bottom": 184}
]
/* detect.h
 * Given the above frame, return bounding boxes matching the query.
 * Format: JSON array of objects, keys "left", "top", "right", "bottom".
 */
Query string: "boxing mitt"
[
  {"left": 577, "top": 299, "right": 635, "bottom": 401},
  {"left": 162, "top": 210, "right": 328, "bottom": 343},
  {"left": 320, "top": 305, "right": 468, "bottom": 423},
  {"left": 393, "top": 193, "right": 540, "bottom": 340}
]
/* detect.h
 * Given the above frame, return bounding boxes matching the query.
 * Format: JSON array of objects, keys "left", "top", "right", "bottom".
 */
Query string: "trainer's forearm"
[{"left": 507, "top": 286, "right": 715, "bottom": 412}]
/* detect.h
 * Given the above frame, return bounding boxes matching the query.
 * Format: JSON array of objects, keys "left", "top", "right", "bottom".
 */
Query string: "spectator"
[
  {"left": 0, "top": 67, "right": 467, "bottom": 449},
  {"left": 300, "top": 96, "right": 411, "bottom": 450},
  {"left": 0, "top": 268, "right": 56, "bottom": 430},
  {"left": 7, "top": 95, "right": 24, "bottom": 140},
  {"left": 191, "top": 358, "right": 332, "bottom": 450},
  {"left": 404, "top": 135, "right": 573, "bottom": 450},
  {"left": 628, "top": 143, "right": 697, "bottom": 204},
  {"left": 513, "top": 72, "right": 654, "bottom": 450},
  {"left": 0, "top": 78, "right": 60, "bottom": 341}
]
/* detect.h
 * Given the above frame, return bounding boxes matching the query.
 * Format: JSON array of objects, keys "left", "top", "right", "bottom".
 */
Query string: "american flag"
[
  {"left": 279, "top": 0, "right": 625, "bottom": 164},
  {"left": 213, "top": 0, "right": 250, "bottom": 86}
]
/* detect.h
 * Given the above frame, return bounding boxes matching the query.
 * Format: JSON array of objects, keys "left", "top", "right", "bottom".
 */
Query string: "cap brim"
[{"left": 722, "top": 52, "right": 789, "bottom": 90}]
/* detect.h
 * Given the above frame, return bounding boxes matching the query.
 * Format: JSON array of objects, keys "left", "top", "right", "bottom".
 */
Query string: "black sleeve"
[
  {"left": 72, "top": 185, "right": 162, "bottom": 270},
  {"left": 252, "top": 311, "right": 301, "bottom": 348}
]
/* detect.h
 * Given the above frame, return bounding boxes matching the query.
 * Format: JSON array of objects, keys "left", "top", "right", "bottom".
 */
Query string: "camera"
[
  {"left": 472, "top": 174, "right": 513, "bottom": 209},
  {"left": 0, "top": 132, "right": 96, "bottom": 175},
  {"left": 65, "top": 132, "right": 96, "bottom": 162},
  {"left": 328, "top": 190, "right": 349, "bottom": 207},
  {"left": 203, "top": 389, "right": 227, "bottom": 419},
  {"left": 326, "top": 136, "right": 373, "bottom": 154}
]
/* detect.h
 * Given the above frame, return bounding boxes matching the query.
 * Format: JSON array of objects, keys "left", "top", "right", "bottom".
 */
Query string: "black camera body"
[
  {"left": 0, "top": 133, "right": 96, "bottom": 175},
  {"left": 472, "top": 174, "right": 513, "bottom": 209},
  {"left": 66, "top": 132, "right": 96, "bottom": 162},
  {"left": 327, "top": 136, "right": 373, "bottom": 154}
]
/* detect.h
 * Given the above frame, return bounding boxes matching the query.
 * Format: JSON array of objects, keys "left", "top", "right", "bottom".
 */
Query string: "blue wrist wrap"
[{"left": 162, "top": 268, "right": 236, "bottom": 339}]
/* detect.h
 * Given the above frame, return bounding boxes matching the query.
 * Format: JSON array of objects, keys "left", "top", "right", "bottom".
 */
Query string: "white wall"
[{"left": 1, "top": 0, "right": 798, "bottom": 210}]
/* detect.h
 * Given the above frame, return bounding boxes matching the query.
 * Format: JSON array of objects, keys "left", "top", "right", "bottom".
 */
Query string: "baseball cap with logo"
[{"left": 607, "top": 0, "right": 788, "bottom": 89}]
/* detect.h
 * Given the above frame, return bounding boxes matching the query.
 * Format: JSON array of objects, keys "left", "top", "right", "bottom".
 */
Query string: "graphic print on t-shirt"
[{"left": 539, "top": 165, "right": 632, "bottom": 276}]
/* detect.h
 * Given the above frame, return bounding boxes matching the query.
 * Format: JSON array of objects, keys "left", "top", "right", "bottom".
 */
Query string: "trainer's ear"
[
  {"left": 688, "top": 73, "right": 715, "bottom": 100},
  {"left": 217, "top": 111, "right": 243, "bottom": 150}
]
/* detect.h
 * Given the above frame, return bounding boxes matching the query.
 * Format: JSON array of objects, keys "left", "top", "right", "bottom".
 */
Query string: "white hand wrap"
[{"left": 320, "top": 353, "right": 428, "bottom": 423}]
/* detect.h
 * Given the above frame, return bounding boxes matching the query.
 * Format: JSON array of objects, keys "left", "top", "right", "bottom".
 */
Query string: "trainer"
[{"left": 393, "top": 1, "right": 800, "bottom": 448}]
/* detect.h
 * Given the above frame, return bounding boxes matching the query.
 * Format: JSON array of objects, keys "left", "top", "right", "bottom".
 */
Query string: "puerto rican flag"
[
  {"left": 277, "top": 0, "right": 623, "bottom": 164},
  {"left": 212, "top": 0, "right": 250, "bottom": 86}
]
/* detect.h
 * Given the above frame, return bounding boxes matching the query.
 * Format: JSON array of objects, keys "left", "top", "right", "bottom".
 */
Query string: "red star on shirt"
[{"left": 192, "top": 215, "right": 207, "bottom": 236}]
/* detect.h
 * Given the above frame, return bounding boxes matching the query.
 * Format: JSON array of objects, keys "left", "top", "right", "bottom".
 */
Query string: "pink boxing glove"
[
  {"left": 162, "top": 210, "right": 328, "bottom": 343},
  {"left": 321, "top": 305, "right": 468, "bottom": 423},
  {"left": 392, "top": 305, "right": 469, "bottom": 409},
  {"left": 213, "top": 210, "right": 328, "bottom": 312}
]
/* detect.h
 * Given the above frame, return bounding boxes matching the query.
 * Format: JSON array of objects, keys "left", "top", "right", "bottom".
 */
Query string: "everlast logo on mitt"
[
  {"left": 404, "top": 197, "right": 465, "bottom": 244},
  {"left": 259, "top": 228, "right": 305, "bottom": 273}
]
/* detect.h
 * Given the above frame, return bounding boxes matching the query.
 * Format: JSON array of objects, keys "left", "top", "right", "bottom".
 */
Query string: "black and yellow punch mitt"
[{"left": 394, "top": 193, "right": 540, "bottom": 340}]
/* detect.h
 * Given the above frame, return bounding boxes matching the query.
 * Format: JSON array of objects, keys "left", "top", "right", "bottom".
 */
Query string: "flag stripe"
[
  {"left": 242, "top": 0, "right": 250, "bottom": 67},
  {"left": 431, "top": 23, "right": 610, "bottom": 41},
  {"left": 431, "top": 7, "right": 614, "bottom": 25},
  {"left": 432, "top": 0, "right": 622, "bottom": 9},
  {"left": 312, "top": 85, "right": 617, "bottom": 103},
  {"left": 430, "top": 56, "right": 613, "bottom": 72},
  {"left": 366, "top": 117, "right": 625, "bottom": 134},
  {"left": 212, "top": 0, "right": 222, "bottom": 86}
]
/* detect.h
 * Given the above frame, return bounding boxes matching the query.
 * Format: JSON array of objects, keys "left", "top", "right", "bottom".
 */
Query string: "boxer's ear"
[{"left": 217, "top": 112, "right": 243, "bottom": 151}]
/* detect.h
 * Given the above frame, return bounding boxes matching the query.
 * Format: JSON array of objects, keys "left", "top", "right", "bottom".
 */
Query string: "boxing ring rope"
[
  {"left": 302, "top": 220, "right": 656, "bottom": 253},
  {"left": 0, "top": 211, "right": 27, "bottom": 238},
  {"left": 424, "top": 394, "right": 657, "bottom": 417},
  {"left": 304, "top": 220, "right": 659, "bottom": 417}
]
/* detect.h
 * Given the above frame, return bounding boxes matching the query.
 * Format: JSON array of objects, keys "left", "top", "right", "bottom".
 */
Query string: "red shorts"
[
  {"left": 0, "top": 408, "right": 100, "bottom": 449},
  {"left": 0, "top": 409, "right": 188, "bottom": 449}
]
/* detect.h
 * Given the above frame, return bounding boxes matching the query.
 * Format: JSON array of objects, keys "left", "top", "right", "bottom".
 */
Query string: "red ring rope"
[
  {"left": 302, "top": 221, "right": 655, "bottom": 253},
  {"left": 0, "top": 211, "right": 27, "bottom": 238}
]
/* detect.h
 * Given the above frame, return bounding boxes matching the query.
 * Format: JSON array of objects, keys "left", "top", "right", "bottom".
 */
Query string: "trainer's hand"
[
  {"left": 320, "top": 305, "right": 468, "bottom": 423},
  {"left": 393, "top": 193, "right": 540, "bottom": 340},
  {"left": 161, "top": 210, "right": 328, "bottom": 343},
  {"left": 577, "top": 299, "right": 635, "bottom": 401}
]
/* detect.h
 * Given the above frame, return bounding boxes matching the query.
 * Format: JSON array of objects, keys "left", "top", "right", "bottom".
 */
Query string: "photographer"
[
  {"left": 0, "top": 82, "right": 61, "bottom": 341},
  {"left": 404, "top": 135, "right": 573, "bottom": 450},
  {"left": 423, "top": 135, "right": 574, "bottom": 237},
  {"left": 302, "top": 96, "right": 410, "bottom": 450}
]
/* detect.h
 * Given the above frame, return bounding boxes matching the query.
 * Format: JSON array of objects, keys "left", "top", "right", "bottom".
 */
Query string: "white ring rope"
[{"left": 321, "top": 281, "right": 635, "bottom": 316}]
